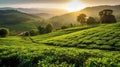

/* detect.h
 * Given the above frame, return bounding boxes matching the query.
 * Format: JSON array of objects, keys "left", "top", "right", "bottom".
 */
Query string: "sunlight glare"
[{"left": 64, "top": 0, "right": 86, "bottom": 12}]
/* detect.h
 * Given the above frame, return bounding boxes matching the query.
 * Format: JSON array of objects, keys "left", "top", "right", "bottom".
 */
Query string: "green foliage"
[
  {"left": 38, "top": 26, "right": 46, "bottom": 34},
  {"left": 0, "top": 37, "right": 120, "bottom": 67},
  {"left": 99, "top": 9, "right": 117, "bottom": 23},
  {"left": 85, "top": 58, "right": 119, "bottom": 67},
  {"left": 77, "top": 13, "right": 87, "bottom": 25},
  {"left": 86, "top": 17, "right": 97, "bottom": 25},
  {"left": 45, "top": 24, "right": 53, "bottom": 33},
  {"left": 29, "top": 30, "right": 38, "bottom": 36},
  {"left": 33, "top": 25, "right": 98, "bottom": 42},
  {"left": 43, "top": 22, "right": 120, "bottom": 50},
  {"left": 0, "top": 10, "right": 36, "bottom": 24},
  {"left": 0, "top": 10, "right": 45, "bottom": 34},
  {"left": 24, "top": 30, "right": 38, "bottom": 36},
  {"left": 24, "top": 31, "right": 30, "bottom": 36},
  {"left": 0, "top": 28, "right": 9, "bottom": 37},
  {"left": 37, "top": 24, "right": 53, "bottom": 34},
  {"left": 0, "top": 22, "right": 120, "bottom": 67}
]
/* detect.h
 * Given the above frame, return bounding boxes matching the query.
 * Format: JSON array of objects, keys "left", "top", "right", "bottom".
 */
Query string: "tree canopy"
[
  {"left": 99, "top": 9, "right": 116, "bottom": 23},
  {"left": 77, "top": 14, "right": 87, "bottom": 25}
]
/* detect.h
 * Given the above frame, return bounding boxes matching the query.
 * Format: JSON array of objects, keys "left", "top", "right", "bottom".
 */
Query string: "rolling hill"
[
  {"left": 0, "top": 36, "right": 120, "bottom": 66},
  {"left": 0, "top": 7, "right": 68, "bottom": 19},
  {"left": 0, "top": 10, "right": 40, "bottom": 24},
  {"left": 41, "top": 22, "right": 120, "bottom": 51},
  {"left": 0, "top": 22, "right": 120, "bottom": 67},
  {"left": 0, "top": 10, "right": 43, "bottom": 33},
  {"left": 49, "top": 5, "right": 120, "bottom": 29}
]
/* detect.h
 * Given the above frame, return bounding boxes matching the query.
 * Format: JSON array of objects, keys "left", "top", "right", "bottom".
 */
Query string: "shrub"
[
  {"left": 115, "top": 42, "right": 120, "bottom": 47},
  {"left": 29, "top": 30, "right": 38, "bottom": 36},
  {"left": 85, "top": 58, "right": 118, "bottom": 67},
  {"left": 86, "top": 17, "right": 97, "bottom": 25},
  {"left": 0, "top": 28, "right": 9, "bottom": 37},
  {"left": 24, "top": 31, "right": 30, "bottom": 36}
]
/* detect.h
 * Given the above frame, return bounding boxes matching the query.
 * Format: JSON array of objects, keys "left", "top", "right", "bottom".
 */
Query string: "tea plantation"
[
  {"left": 43, "top": 22, "right": 120, "bottom": 51},
  {"left": 0, "top": 37, "right": 120, "bottom": 67},
  {"left": 0, "top": 22, "right": 120, "bottom": 67}
]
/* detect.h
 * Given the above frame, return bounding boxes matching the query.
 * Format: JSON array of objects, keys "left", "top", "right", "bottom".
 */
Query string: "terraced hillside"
[
  {"left": 42, "top": 22, "right": 120, "bottom": 51},
  {"left": 0, "top": 22, "right": 120, "bottom": 67},
  {"left": 0, "top": 37, "right": 120, "bottom": 67},
  {"left": 33, "top": 25, "right": 99, "bottom": 41}
]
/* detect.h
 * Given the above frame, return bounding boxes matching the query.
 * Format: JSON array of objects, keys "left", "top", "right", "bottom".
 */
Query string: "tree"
[
  {"left": 29, "top": 30, "right": 37, "bottom": 36},
  {"left": 24, "top": 31, "right": 30, "bottom": 36},
  {"left": 77, "top": 14, "right": 87, "bottom": 25},
  {"left": 86, "top": 17, "right": 97, "bottom": 25},
  {"left": 0, "top": 28, "right": 9, "bottom": 37},
  {"left": 99, "top": 9, "right": 117, "bottom": 23},
  {"left": 45, "top": 24, "right": 53, "bottom": 33},
  {"left": 37, "top": 26, "right": 45, "bottom": 34}
]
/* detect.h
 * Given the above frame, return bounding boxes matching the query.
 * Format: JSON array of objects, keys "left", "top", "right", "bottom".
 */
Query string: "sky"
[{"left": 0, "top": 0, "right": 120, "bottom": 12}]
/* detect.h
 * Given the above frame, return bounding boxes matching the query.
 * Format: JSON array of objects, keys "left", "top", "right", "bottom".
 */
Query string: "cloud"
[{"left": 0, "top": 0, "right": 70, "bottom": 5}]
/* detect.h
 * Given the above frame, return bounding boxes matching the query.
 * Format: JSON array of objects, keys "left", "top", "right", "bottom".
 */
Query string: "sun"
[{"left": 64, "top": 0, "right": 86, "bottom": 12}]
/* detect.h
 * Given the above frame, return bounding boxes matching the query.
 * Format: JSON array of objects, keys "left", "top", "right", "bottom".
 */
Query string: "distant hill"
[
  {"left": 34, "top": 13, "right": 56, "bottom": 19},
  {"left": 17, "top": 8, "right": 68, "bottom": 19},
  {"left": 0, "top": 7, "right": 68, "bottom": 19},
  {"left": 0, "top": 10, "right": 41, "bottom": 24},
  {"left": 49, "top": 5, "right": 120, "bottom": 29},
  {"left": 17, "top": 8, "right": 68, "bottom": 15},
  {"left": 0, "top": 10, "right": 43, "bottom": 33}
]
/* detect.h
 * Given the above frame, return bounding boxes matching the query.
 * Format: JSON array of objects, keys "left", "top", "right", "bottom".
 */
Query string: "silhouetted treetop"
[
  {"left": 77, "top": 13, "right": 87, "bottom": 25},
  {"left": 86, "top": 17, "right": 97, "bottom": 25},
  {"left": 99, "top": 9, "right": 116, "bottom": 23}
]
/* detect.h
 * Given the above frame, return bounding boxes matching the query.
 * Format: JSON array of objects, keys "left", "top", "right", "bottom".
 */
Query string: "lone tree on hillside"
[
  {"left": 86, "top": 17, "right": 97, "bottom": 25},
  {"left": 77, "top": 13, "right": 87, "bottom": 25},
  {"left": 99, "top": 9, "right": 117, "bottom": 23}
]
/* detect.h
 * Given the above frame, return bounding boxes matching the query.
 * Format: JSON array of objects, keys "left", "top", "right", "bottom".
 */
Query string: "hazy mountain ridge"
[
  {"left": 0, "top": 7, "right": 68, "bottom": 19},
  {"left": 34, "top": 13, "right": 56, "bottom": 19},
  {"left": 49, "top": 5, "right": 120, "bottom": 29},
  {"left": 0, "top": 5, "right": 120, "bottom": 31}
]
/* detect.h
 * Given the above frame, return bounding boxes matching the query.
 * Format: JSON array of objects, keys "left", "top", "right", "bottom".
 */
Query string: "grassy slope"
[
  {"left": 0, "top": 22, "right": 120, "bottom": 66},
  {"left": 0, "top": 37, "right": 120, "bottom": 67},
  {"left": 42, "top": 22, "right": 120, "bottom": 50},
  {"left": 33, "top": 24, "right": 99, "bottom": 42}
]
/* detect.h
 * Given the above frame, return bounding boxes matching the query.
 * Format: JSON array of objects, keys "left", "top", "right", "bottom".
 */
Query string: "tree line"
[{"left": 77, "top": 9, "right": 117, "bottom": 25}]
